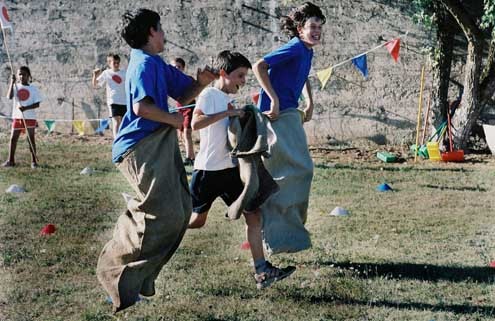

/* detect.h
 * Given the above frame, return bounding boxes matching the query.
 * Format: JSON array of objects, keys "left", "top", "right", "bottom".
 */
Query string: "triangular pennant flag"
[
  {"left": 385, "top": 38, "right": 401, "bottom": 62},
  {"left": 73, "top": 120, "right": 85, "bottom": 136},
  {"left": 0, "top": 2, "right": 13, "bottom": 31},
  {"left": 316, "top": 67, "right": 333, "bottom": 89},
  {"left": 352, "top": 54, "right": 368, "bottom": 79},
  {"left": 44, "top": 120, "right": 56, "bottom": 133},
  {"left": 95, "top": 118, "right": 109, "bottom": 134}
]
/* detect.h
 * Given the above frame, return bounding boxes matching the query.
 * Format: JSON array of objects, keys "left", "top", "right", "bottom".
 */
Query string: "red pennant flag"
[{"left": 385, "top": 38, "right": 400, "bottom": 62}]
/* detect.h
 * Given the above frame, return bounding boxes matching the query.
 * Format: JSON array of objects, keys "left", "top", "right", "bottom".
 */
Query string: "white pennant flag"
[{"left": 0, "top": 2, "right": 12, "bottom": 31}]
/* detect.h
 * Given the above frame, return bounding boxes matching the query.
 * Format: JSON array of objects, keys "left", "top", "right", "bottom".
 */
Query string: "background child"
[
  {"left": 188, "top": 50, "right": 295, "bottom": 289},
  {"left": 92, "top": 53, "right": 127, "bottom": 137},
  {"left": 3, "top": 66, "right": 42, "bottom": 168},
  {"left": 172, "top": 57, "right": 196, "bottom": 165}
]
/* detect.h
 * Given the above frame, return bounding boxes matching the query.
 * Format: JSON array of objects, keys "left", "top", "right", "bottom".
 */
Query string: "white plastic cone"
[
  {"left": 6, "top": 184, "right": 26, "bottom": 193},
  {"left": 330, "top": 206, "right": 349, "bottom": 216},
  {"left": 80, "top": 166, "right": 94, "bottom": 175}
]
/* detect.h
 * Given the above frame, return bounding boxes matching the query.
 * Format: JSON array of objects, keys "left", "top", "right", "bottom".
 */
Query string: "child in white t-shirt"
[
  {"left": 92, "top": 53, "right": 127, "bottom": 137},
  {"left": 2, "top": 66, "right": 42, "bottom": 168},
  {"left": 188, "top": 50, "right": 296, "bottom": 289}
]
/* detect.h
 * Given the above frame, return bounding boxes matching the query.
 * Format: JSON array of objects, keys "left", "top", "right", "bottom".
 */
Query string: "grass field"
[{"left": 0, "top": 133, "right": 494, "bottom": 321}]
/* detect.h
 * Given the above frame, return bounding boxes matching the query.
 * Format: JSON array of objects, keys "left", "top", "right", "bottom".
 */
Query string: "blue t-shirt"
[
  {"left": 112, "top": 49, "right": 193, "bottom": 163},
  {"left": 258, "top": 37, "right": 313, "bottom": 112}
]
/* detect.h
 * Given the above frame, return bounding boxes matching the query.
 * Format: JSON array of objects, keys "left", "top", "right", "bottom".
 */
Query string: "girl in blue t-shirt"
[{"left": 253, "top": 2, "right": 326, "bottom": 121}]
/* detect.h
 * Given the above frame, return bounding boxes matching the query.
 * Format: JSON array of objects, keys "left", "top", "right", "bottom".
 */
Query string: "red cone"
[
  {"left": 240, "top": 241, "right": 250, "bottom": 250},
  {"left": 40, "top": 224, "right": 56, "bottom": 236},
  {"left": 489, "top": 261, "right": 495, "bottom": 268}
]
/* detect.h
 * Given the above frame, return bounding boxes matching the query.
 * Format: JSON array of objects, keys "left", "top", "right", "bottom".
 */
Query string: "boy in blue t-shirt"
[{"left": 97, "top": 8, "right": 216, "bottom": 312}]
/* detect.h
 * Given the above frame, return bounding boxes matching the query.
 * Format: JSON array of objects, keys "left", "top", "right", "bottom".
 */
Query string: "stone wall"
[{"left": 0, "top": 0, "right": 435, "bottom": 144}]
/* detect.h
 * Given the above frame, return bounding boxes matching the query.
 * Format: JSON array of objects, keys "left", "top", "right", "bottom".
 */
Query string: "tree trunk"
[
  {"left": 453, "top": 40, "right": 483, "bottom": 150},
  {"left": 439, "top": 0, "right": 484, "bottom": 150},
  {"left": 431, "top": 5, "right": 455, "bottom": 130}
]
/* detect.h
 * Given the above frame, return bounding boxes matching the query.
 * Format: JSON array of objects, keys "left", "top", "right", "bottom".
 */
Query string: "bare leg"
[
  {"left": 27, "top": 127, "right": 37, "bottom": 164},
  {"left": 184, "top": 127, "right": 194, "bottom": 160},
  {"left": 244, "top": 209, "right": 264, "bottom": 262},
  {"left": 112, "top": 116, "right": 122, "bottom": 138},
  {"left": 6, "top": 129, "right": 21, "bottom": 164}
]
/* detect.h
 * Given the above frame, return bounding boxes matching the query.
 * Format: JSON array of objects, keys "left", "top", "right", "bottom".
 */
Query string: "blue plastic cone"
[{"left": 377, "top": 183, "right": 392, "bottom": 192}]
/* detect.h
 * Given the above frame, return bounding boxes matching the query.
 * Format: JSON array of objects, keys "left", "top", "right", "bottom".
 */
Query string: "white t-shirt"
[
  {"left": 97, "top": 69, "right": 126, "bottom": 106},
  {"left": 11, "top": 84, "right": 42, "bottom": 120},
  {"left": 194, "top": 87, "right": 237, "bottom": 171}
]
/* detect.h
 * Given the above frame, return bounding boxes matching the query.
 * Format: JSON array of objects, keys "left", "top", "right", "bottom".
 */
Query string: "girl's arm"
[
  {"left": 301, "top": 80, "right": 314, "bottom": 122},
  {"left": 6, "top": 75, "right": 14, "bottom": 99},
  {"left": 252, "top": 59, "right": 279, "bottom": 120},
  {"left": 191, "top": 107, "right": 244, "bottom": 131}
]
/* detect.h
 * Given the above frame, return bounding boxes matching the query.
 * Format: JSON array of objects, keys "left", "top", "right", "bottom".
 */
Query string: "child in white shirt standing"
[
  {"left": 92, "top": 53, "right": 127, "bottom": 137},
  {"left": 3, "top": 66, "right": 42, "bottom": 168}
]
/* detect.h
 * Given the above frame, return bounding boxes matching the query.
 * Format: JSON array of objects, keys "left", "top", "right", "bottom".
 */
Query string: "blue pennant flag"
[
  {"left": 352, "top": 54, "right": 368, "bottom": 79},
  {"left": 96, "top": 118, "right": 110, "bottom": 134}
]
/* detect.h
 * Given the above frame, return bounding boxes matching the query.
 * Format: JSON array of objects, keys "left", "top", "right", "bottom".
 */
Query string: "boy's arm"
[
  {"left": 6, "top": 75, "right": 14, "bottom": 99},
  {"left": 301, "top": 80, "right": 314, "bottom": 122},
  {"left": 19, "top": 102, "right": 40, "bottom": 112},
  {"left": 133, "top": 96, "right": 184, "bottom": 128},
  {"left": 92, "top": 68, "right": 102, "bottom": 88},
  {"left": 191, "top": 107, "right": 244, "bottom": 131},
  {"left": 252, "top": 59, "right": 279, "bottom": 120},
  {"left": 175, "top": 67, "right": 217, "bottom": 106}
]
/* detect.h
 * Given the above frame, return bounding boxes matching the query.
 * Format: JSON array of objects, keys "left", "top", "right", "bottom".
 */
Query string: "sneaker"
[
  {"left": 31, "top": 162, "right": 38, "bottom": 169},
  {"left": 1, "top": 161, "right": 15, "bottom": 167},
  {"left": 254, "top": 262, "right": 296, "bottom": 289},
  {"left": 183, "top": 158, "right": 194, "bottom": 166}
]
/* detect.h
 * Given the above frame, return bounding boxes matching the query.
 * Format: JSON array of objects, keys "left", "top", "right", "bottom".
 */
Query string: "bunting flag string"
[{"left": 315, "top": 32, "right": 407, "bottom": 88}]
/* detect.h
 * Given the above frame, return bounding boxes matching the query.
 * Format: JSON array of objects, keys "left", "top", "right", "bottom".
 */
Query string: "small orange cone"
[{"left": 240, "top": 241, "right": 250, "bottom": 250}]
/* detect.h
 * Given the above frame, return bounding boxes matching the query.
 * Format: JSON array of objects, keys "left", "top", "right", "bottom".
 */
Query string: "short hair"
[
  {"left": 120, "top": 9, "right": 160, "bottom": 49},
  {"left": 174, "top": 57, "right": 186, "bottom": 68},
  {"left": 281, "top": 2, "right": 326, "bottom": 39},
  {"left": 19, "top": 66, "right": 32, "bottom": 82},
  {"left": 214, "top": 50, "right": 251, "bottom": 75},
  {"left": 107, "top": 53, "right": 121, "bottom": 61}
]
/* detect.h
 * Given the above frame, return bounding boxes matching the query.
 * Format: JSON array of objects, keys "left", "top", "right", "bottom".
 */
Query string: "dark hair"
[
  {"left": 214, "top": 50, "right": 251, "bottom": 74},
  {"left": 281, "top": 2, "right": 326, "bottom": 39},
  {"left": 107, "top": 53, "right": 121, "bottom": 61},
  {"left": 19, "top": 66, "right": 32, "bottom": 82},
  {"left": 120, "top": 9, "right": 160, "bottom": 49},
  {"left": 174, "top": 57, "right": 186, "bottom": 68}
]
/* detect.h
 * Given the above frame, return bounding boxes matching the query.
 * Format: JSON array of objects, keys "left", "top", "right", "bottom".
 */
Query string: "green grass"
[{"left": 0, "top": 133, "right": 494, "bottom": 320}]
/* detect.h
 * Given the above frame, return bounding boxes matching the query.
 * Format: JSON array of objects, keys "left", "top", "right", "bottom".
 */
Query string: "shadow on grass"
[
  {"left": 312, "top": 261, "right": 495, "bottom": 283},
  {"left": 421, "top": 184, "right": 488, "bottom": 192},
  {"left": 315, "top": 163, "right": 472, "bottom": 173},
  {"left": 287, "top": 289, "right": 495, "bottom": 316}
]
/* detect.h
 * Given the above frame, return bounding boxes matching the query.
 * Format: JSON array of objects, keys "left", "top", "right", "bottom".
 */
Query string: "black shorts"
[
  {"left": 190, "top": 167, "right": 257, "bottom": 213},
  {"left": 110, "top": 104, "right": 127, "bottom": 117}
]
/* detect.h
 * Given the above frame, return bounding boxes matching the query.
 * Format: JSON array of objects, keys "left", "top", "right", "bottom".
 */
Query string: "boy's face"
[
  {"left": 17, "top": 69, "right": 29, "bottom": 84},
  {"left": 223, "top": 67, "right": 249, "bottom": 94},
  {"left": 298, "top": 17, "right": 323, "bottom": 48},
  {"left": 172, "top": 61, "right": 185, "bottom": 71},
  {"left": 107, "top": 57, "right": 120, "bottom": 71},
  {"left": 150, "top": 22, "right": 165, "bottom": 53}
]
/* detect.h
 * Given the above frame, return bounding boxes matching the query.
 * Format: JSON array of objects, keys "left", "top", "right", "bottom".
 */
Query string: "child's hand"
[
  {"left": 228, "top": 109, "right": 245, "bottom": 118},
  {"left": 169, "top": 113, "right": 184, "bottom": 129},
  {"left": 196, "top": 67, "right": 217, "bottom": 87},
  {"left": 303, "top": 104, "right": 313, "bottom": 122},
  {"left": 93, "top": 68, "right": 102, "bottom": 76},
  {"left": 263, "top": 100, "right": 279, "bottom": 121},
  {"left": 18, "top": 106, "right": 26, "bottom": 112}
]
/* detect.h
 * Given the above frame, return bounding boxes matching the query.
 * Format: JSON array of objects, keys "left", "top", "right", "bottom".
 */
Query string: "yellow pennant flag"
[
  {"left": 317, "top": 67, "right": 333, "bottom": 89},
  {"left": 73, "top": 120, "right": 85, "bottom": 136}
]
